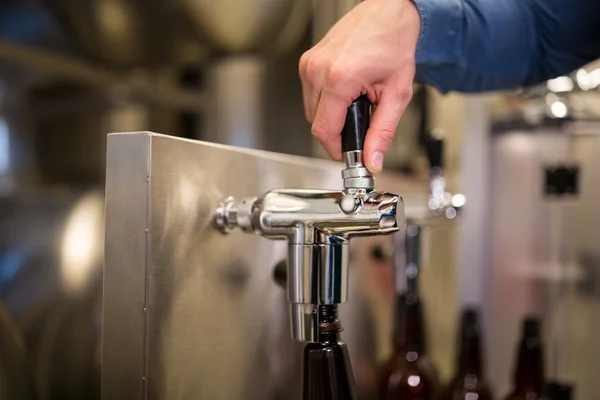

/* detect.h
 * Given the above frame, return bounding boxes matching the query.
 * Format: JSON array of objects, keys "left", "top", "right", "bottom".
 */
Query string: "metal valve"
[{"left": 214, "top": 96, "right": 405, "bottom": 343}]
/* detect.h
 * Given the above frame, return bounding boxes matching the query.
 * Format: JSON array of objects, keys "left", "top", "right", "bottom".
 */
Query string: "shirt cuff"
[{"left": 412, "top": 0, "right": 463, "bottom": 65}]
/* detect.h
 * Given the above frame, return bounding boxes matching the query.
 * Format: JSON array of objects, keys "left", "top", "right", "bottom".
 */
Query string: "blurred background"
[{"left": 0, "top": 0, "right": 599, "bottom": 399}]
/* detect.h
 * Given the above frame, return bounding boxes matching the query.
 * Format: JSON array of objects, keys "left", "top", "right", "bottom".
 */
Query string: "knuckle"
[
  {"left": 378, "top": 127, "right": 396, "bottom": 147},
  {"left": 311, "top": 124, "right": 327, "bottom": 142},
  {"left": 299, "top": 52, "right": 310, "bottom": 74},
  {"left": 325, "top": 63, "right": 349, "bottom": 87},
  {"left": 396, "top": 86, "right": 414, "bottom": 104},
  {"left": 305, "top": 55, "right": 322, "bottom": 81}
]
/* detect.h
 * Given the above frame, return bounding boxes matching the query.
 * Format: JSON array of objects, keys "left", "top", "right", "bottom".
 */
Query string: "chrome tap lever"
[
  {"left": 214, "top": 96, "right": 404, "bottom": 343},
  {"left": 422, "top": 129, "right": 467, "bottom": 219}
]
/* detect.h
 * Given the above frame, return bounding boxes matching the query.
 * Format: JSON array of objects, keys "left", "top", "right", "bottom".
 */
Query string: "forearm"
[{"left": 414, "top": 0, "right": 600, "bottom": 93}]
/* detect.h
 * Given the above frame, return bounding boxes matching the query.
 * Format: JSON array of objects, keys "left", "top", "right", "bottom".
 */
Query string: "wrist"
[{"left": 412, "top": 0, "right": 462, "bottom": 64}]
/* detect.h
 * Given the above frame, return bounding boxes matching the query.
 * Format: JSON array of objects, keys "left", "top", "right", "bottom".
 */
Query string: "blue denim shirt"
[{"left": 413, "top": 0, "right": 600, "bottom": 93}]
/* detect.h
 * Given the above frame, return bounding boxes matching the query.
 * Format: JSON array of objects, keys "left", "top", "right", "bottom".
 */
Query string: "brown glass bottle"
[
  {"left": 504, "top": 317, "right": 545, "bottom": 400},
  {"left": 379, "top": 292, "right": 439, "bottom": 400},
  {"left": 443, "top": 309, "right": 493, "bottom": 400},
  {"left": 302, "top": 305, "right": 358, "bottom": 400}
]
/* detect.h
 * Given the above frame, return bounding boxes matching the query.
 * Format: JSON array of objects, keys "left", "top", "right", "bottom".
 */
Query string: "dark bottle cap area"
[
  {"left": 545, "top": 381, "right": 574, "bottom": 400},
  {"left": 302, "top": 305, "right": 357, "bottom": 400},
  {"left": 523, "top": 317, "right": 541, "bottom": 339}
]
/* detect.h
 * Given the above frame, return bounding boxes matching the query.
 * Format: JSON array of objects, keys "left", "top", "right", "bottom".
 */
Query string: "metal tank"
[
  {"left": 169, "top": 0, "right": 311, "bottom": 54},
  {"left": 0, "top": 81, "right": 143, "bottom": 400},
  {"left": 0, "top": 189, "right": 104, "bottom": 400},
  {"left": 0, "top": 300, "right": 35, "bottom": 400}
]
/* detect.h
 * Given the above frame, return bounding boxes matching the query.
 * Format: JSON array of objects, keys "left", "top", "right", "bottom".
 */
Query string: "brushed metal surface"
[
  {"left": 173, "top": 0, "right": 309, "bottom": 53},
  {"left": 103, "top": 132, "right": 414, "bottom": 400},
  {"left": 45, "top": 0, "right": 176, "bottom": 67},
  {"left": 103, "top": 135, "right": 149, "bottom": 400},
  {"left": 0, "top": 300, "right": 35, "bottom": 400},
  {"left": 488, "top": 127, "right": 600, "bottom": 399},
  {"left": 0, "top": 190, "right": 104, "bottom": 400}
]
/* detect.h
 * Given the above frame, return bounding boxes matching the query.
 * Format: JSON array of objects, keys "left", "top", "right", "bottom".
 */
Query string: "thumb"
[{"left": 363, "top": 85, "right": 413, "bottom": 173}]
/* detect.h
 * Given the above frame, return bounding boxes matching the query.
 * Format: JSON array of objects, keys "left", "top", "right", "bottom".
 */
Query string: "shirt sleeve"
[{"left": 413, "top": 0, "right": 600, "bottom": 93}]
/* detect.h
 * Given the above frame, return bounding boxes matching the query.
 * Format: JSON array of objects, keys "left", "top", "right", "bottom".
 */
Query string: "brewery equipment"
[
  {"left": 102, "top": 125, "right": 410, "bottom": 399},
  {"left": 214, "top": 96, "right": 404, "bottom": 343}
]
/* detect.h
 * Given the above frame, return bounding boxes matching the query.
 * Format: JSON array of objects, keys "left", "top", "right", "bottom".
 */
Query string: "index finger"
[
  {"left": 312, "top": 90, "right": 368, "bottom": 160},
  {"left": 311, "top": 91, "right": 355, "bottom": 161}
]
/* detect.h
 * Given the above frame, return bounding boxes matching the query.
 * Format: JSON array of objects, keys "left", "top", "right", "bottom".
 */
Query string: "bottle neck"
[
  {"left": 302, "top": 305, "right": 357, "bottom": 400},
  {"left": 514, "top": 337, "right": 544, "bottom": 392},
  {"left": 457, "top": 329, "right": 484, "bottom": 376},
  {"left": 318, "top": 305, "right": 343, "bottom": 346},
  {"left": 395, "top": 292, "right": 426, "bottom": 356}
]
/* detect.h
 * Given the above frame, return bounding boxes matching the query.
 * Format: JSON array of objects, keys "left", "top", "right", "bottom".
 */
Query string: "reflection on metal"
[
  {"left": 0, "top": 300, "right": 35, "bottom": 400},
  {"left": 60, "top": 192, "right": 104, "bottom": 295},
  {"left": 0, "top": 40, "right": 207, "bottom": 113},
  {"left": 503, "top": 61, "right": 600, "bottom": 124},
  {"left": 103, "top": 132, "right": 407, "bottom": 399},
  {"left": 272, "top": 0, "right": 312, "bottom": 54},
  {"left": 175, "top": 0, "right": 309, "bottom": 54},
  {"left": 487, "top": 126, "right": 600, "bottom": 399},
  {"left": 0, "top": 190, "right": 103, "bottom": 400},
  {"left": 215, "top": 189, "right": 402, "bottom": 343},
  {"left": 205, "top": 57, "right": 266, "bottom": 149},
  {"left": 44, "top": 0, "right": 175, "bottom": 67},
  {"left": 0, "top": 118, "right": 8, "bottom": 175}
]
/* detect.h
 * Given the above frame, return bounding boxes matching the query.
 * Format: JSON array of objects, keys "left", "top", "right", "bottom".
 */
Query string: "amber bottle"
[
  {"left": 443, "top": 309, "right": 493, "bottom": 400},
  {"left": 504, "top": 317, "right": 545, "bottom": 400},
  {"left": 379, "top": 291, "right": 439, "bottom": 400},
  {"left": 302, "top": 305, "right": 357, "bottom": 400}
]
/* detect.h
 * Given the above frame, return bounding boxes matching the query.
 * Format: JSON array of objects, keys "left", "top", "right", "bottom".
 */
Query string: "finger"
[
  {"left": 363, "top": 83, "right": 413, "bottom": 173},
  {"left": 299, "top": 52, "right": 316, "bottom": 122},
  {"left": 301, "top": 77, "right": 314, "bottom": 122},
  {"left": 311, "top": 91, "right": 353, "bottom": 161},
  {"left": 300, "top": 53, "right": 329, "bottom": 123}
]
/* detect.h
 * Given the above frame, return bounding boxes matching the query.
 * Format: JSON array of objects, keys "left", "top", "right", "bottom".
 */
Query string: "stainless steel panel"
[
  {"left": 102, "top": 135, "right": 149, "bottom": 400},
  {"left": 103, "top": 132, "right": 415, "bottom": 400}
]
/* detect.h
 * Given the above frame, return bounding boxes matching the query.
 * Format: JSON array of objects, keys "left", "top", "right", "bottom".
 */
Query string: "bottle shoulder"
[
  {"left": 442, "top": 376, "right": 494, "bottom": 400},
  {"left": 380, "top": 356, "right": 440, "bottom": 399},
  {"left": 503, "top": 391, "right": 543, "bottom": 400},
  {"left": 382, "top": 354, "right": 438, "bottom": 377}
]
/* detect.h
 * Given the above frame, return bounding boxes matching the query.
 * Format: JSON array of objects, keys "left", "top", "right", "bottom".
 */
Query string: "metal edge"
[
  {"left": 110, "top": 132, "right": 429, "bottom": 197},
  {"left": 109, "top": 131, "right": 347, "bottom": 176},
  {"left": 102, "top": 131, "right": 152, "bottom": 400}
]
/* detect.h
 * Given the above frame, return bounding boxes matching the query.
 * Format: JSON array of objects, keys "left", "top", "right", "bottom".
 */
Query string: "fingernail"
[{"left": 371, "top": 151, "right": 384, "bottom": 173}]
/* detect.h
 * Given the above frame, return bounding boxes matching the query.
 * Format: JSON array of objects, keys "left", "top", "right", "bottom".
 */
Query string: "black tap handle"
[
  {"left": 424, "top": 130, "right": 444, "bottom": 170},
  {"left": 341, "top": 95, "right": 371, "bottom": 152}
]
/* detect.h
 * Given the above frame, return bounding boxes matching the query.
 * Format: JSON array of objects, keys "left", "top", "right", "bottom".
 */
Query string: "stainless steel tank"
[
  {"left": 0, "top": 300, "right": 35, "bottom": 400},
  {"left": 0, "top": 190, "right": 104, "bottom": 400},
  {"left": 171, "top": 0, "right": 311, "bottom": 54}
]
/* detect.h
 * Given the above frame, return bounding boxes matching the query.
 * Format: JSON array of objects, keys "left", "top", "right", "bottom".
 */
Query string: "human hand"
[{"left": 299, "top": 0, "right": 421, "bottom": 173}]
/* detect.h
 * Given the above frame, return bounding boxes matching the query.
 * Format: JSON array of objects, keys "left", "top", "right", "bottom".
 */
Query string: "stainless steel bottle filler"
[
  {"left": 102, "top": 120, "right": 411, "bottom": 398},
  {"left": 214, "top": 96, "right": 404, "bottom": 343}
]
